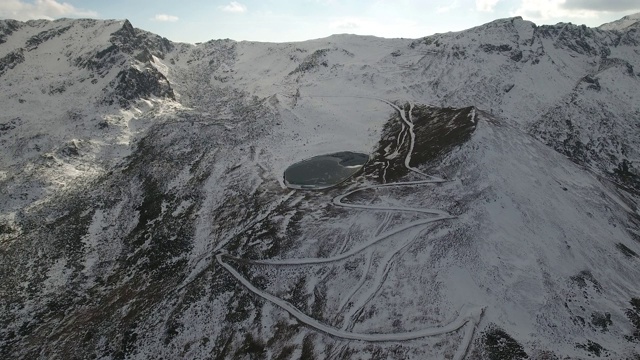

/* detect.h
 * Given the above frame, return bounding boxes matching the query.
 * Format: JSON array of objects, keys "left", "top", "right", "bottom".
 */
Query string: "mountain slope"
[
  {"left": 0, "top": 18, "right": 176, "bottom": 215},
  {"left": 1, "top": 15, "right": 640, "bottom": 359},
  {"left": 599, "top": 12, "right": 640, "bottom": 31}
]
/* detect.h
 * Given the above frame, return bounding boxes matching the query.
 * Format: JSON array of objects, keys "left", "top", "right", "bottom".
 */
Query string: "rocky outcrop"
[
  {"left": 0, "top": 49, "right": 24, "bottom": 77},
  {"left": 0, "top": 19, "right": 22, "bottom": 44},
  {"left": 105, "top": 66, "right": 175, "bottom": 107},
  {"left": 25, "top": 25, "right": 72, "bottom": 50}
]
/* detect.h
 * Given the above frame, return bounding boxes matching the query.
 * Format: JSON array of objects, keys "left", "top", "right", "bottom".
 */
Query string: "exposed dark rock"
[
  {"left": 570, "top": 270, "right": 602, "bottom": 293},
  {"left": 620, "top": 27, "right": 640, "bottom": 46},
  {"left": 0, "top": 118, "right": 19, "bottom": 134},
  {"left": 74, "top": 48, "right": 124, "bottom": 77},
  {"left": 480, "top": 44, "right": 513, "bottom": 53},
  {"left": 57, "top": 140, "right": 84, "bottom": 158},
  {"left": 626, "top": 298, "right": 640, "bottom": 342},
  {"left": 0, "top": 19, "right": 22, "bottom": 44},
  {"left": 75, "top": 19, "right": 174, "bottom": 77},
  {"left": 616, "top": 242, "right": 638, "bottom": 258},
  {"left": 410, "top": 36, "right": 441, "bottom": 48},
  {"left": 289, "top": 48, "right": 330, "bottom": 75},
  {"left": 367, "top": 105, "right": 477, "bottom": 182},
  {"left": 599, "top": 57, "right": 635, "bottom": 75},
  {"left": 104, "top": 67, "right": 175, "bottom": 107},
  {"left": 110, "top": 20, "right": 174, "bottom": 60},
  {"left": 557, "top": 24, "right": 600, "bottom": 55},
  {"left": 581, "top": 75, "right": 601, "bottom": 91},
  {"left": 25, "top": 25, "right": 72, "bottom": 50},
  {"left": 614, "top": 159, "right": 640, "bottom": 194},
  {"left": 576, "top": 340, "right": 606, "bottom": 356},
  {"left": 0, "top": 49, "right": 25, "bottom": 77},
  {"left": 591, "top": 312, "right": 613, "bottom": 331},
  {"left": 480, "top": 327, "right": 529, "bottom": 360}
]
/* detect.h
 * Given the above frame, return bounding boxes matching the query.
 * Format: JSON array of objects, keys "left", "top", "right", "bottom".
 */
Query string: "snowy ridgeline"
[{"left": 0, "top": 14, "right": 639, "bottom": 359}]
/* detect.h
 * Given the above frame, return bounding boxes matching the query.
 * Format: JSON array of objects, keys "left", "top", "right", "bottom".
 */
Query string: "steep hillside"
[
  {"left": 0, "top": 18, "right": 176, "bottom": 215},
  {"left": 1, "top": 15, "right": 640, "bottom": 359}
]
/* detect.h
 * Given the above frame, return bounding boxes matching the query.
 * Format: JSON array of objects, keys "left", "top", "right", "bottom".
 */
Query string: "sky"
[{"left": 1, "top": 0, "right": 639, "bottom": 43}]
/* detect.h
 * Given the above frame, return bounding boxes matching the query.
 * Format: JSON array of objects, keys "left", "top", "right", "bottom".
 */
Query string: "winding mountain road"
[{"left": 216, "top": 98, "right": 483, "bottom": 359}]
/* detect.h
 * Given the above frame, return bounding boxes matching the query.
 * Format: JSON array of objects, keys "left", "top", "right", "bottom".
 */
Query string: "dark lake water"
[{"left": 284, "top": 151, "right": 369, "bottom": 189}]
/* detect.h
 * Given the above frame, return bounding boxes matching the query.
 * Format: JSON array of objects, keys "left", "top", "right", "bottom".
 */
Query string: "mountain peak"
[
  {"left": 485, "top": 15, "right": 527, "bottom": 25},
  {"left": 121, "top": 19, "right": 134, "bottom": 32}
]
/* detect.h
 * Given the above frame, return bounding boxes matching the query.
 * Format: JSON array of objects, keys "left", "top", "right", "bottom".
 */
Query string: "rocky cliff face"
[{"left": 1, "top": 15, "right": 640, "bottom": 359}]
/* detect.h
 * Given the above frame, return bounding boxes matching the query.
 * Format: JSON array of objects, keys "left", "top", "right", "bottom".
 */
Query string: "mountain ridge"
[{"left": 599, "top": 12, "right": 640, "bottom": 31}]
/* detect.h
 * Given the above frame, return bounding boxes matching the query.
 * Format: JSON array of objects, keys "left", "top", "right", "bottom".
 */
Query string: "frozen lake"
[{"left": 284, "top": 151, "right": 368, "bottom": 189}]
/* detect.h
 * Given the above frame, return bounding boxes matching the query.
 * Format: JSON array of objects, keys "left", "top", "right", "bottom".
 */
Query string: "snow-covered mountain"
[
  {"left": 599, "top": 13, "right": 640, "bottom": 31},
  {"left": 1, "top": 14, "right": 639, "bottom": 359}
]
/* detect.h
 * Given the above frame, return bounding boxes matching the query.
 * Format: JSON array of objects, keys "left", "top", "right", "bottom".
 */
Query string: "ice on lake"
[{"left": 284, "top": 151, "right": 368, "bottom": 189}]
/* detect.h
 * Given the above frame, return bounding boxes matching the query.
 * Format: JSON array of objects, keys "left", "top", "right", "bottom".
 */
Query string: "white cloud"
[
  {"left": 437, "top": 1, "right": 460, "bottom": 13},
  {"left": 220, "top": 1, "right": 247, "bottom": 13},
  {"left": 329, "top": 17, "right": 363, "bottom": 30},
  {"left": 512, "top": 0, "right": 600, "bottom": 21},
  {"left": 153, "top": 14, "right": 179, "bottom": 22},
  {"left": 328, "top": 16, "right": 425, "bottom": 38},
  {"left": 0, "top": 0, "right": 97, "bottom": 21},
  {"left": 476, "top": 0, "right": 500, "bottom": 12}
]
